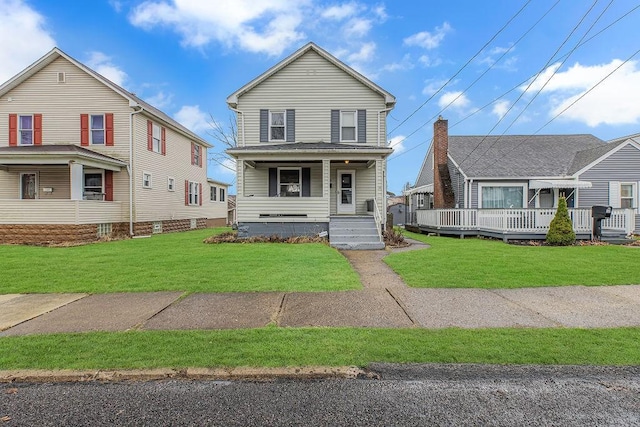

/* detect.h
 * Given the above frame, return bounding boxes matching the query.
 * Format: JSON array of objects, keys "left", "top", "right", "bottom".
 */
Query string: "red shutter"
[
  {"left": 185, "top": 180, "right": 189, "bottom": 205},
  {"left": 199, "top": 147, "right": 203, "bottom": 167},
  {"left": 105, "top": 170, "right": 114, "bottom": 201},
  {"left": 105, "top": 113, "right": 114, "bottom": 146},
  {"left": 147, "top": 120, "right": 153, "bottom": 151},
  {"left": 33, "top": 114, "right": 42, "bottom": 145},
  {"left": 199, "top": 183, "right": 202, "bottom": 206},
  {"left": 80, "top": 114, "right": 89, "bottom": 146},
  {"left": 161, "top": 127, "right": 166, "bottom": 155},
  {"left": 190, "top": 143, "right": 195, "bottom": 165},
  {"left": 8, "top": 114, "right": 17, "bottom": 146}
]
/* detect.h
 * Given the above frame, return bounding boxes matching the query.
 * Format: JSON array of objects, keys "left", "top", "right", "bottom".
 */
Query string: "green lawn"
[
  {"left": 1, "top": 328, "right": 639, "bottom": 369},
  {"left": 0, "top": 228, "right": 360, "bottom": 293},
  {"left": 386, "top": 231, "right": 640, "bottom": 288}
]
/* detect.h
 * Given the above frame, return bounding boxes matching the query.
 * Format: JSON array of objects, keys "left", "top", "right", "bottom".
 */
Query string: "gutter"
[
  {"left": 129, "top": 102, "right": 144, "bottom": 237},
  {"left": 377, "top": 107, "right": 394, "bottom": 147},
  {"left": 228, "top": 106, "right": 245, "bottom": 147}
]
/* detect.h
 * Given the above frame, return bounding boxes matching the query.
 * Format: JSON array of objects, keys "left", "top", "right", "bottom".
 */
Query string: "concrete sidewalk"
[{"left": 2, "top": 239, "right": 640, "bottom": 336}]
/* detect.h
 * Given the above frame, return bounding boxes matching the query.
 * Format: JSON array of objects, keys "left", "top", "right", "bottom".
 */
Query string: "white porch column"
[
  {"left": 322, "top": 159, "right": 330, "bottom": 217},
  {"left": 70, "top": 162, "right": 83, "bottom": 200},
  {"left": 237, "top": 160, "right": 244, "bottom": 197}
]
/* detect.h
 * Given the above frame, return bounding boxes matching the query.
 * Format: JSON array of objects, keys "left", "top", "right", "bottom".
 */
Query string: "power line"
[{"left": 388, "top": 0, "right": 532, "bottom": 136}]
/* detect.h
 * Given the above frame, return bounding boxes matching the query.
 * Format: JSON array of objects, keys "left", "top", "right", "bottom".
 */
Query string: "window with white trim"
[
  {"left": 152, "top": 123, "right": 161, "bottom": 153},
  {"left": 479, "top": 184, "right": 526, "bottom": 208},
  {"left": 278, "top": 168, "right": 301, "bottom": 197},
  {"left": 188, "top": 181, "right": 199, "bottom": 205},
  {"left": 19, "top": 115, "right": 33, "bottom": 145},
  {"left": 142, "top": 172, "right": 152, "bottom": 189},
  {"left": 340, "top": 111, "right": 357, "bottom": 142},
  {"left": 220, "top": 188, "right": 226, "bottom": 202},
  {"left": 90, "top": 114, "right": 105, "bottom": 145},
  {"left": 270, "top": 111, "right": 285, "bottom": 141},
  {"left": 192, "top": 143, "right": 201, "bottom": 166},
  {"left": 416, "top": 193, "right": 425, "bottom": 208},
  {"left": 620, "top": 183, "right": 637, "bottom": 209},
  {"left": 83, "top": 171, "right": 104, "bottom": 200},
  {"left": 167, "top": 177, "right": 175, "bottom": 192},
  {"left": 210, "top": 185, "right": 217, "bottom": 201}
]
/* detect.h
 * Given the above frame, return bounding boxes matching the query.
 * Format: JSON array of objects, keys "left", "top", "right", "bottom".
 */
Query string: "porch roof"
[
  {"left": 227, "top": 142, "right": 392, "bottom": 159},
  {"left": 529, "top": 179, "right": 592, "bottom": 189},
  {"left": 0, "top": 145, "right": 127, "bottom": 171}
]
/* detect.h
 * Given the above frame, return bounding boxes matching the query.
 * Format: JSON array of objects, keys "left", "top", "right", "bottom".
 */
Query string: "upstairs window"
[
  {"left": 270, "top": 111, "right": 285, "bottom": 141},
  {"left": 90, "top": 114, "right": 105, "bottom": 145},
  {"left": 220, "top": 188, "right": 226, "bottom": 202},
  {"left": 192, "top": 143, "right": 202, "bottom": 167},
  {"left": 19, "top": 115, "right": 33, "bottom": 145},
  {"left": 147, "top": 120, "right": 165, "bottom": 154},
  {"left": 152, "top": 123, "right": 161, "bottom": 153},
  {"left": 340, "top": 111, "right": 357, "bottom": 142}
]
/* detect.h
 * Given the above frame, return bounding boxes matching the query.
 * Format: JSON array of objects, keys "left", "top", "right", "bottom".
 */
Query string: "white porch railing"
[
  {"left": 415, "top": 208, "right": 635, "bottom": 235},
  {"left": 0, "top": 200, "right": 126, "bottom": 224},
  {"left": 372, "top": 198, "right": 383, "bottom": 242},
  {"left": 237, "top": 196, "right": 330, "bottom": 222}
]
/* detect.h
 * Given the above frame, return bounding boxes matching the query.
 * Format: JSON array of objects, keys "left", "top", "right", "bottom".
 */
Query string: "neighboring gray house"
[
  {"left": 405, "top": 117, "right": 639, "bottom": 240},
  {"left": 226, "top": 42, "right": 396, "bottom": 249}
]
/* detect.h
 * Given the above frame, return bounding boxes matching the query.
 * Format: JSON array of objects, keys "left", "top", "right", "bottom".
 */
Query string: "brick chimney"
[{"left": 433, "top": 116, "right": 451, "bottom": 208}]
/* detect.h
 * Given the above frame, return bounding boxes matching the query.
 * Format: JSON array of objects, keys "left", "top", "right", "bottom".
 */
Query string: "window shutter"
[
  {"left": 302, "top": 167, "right": 310, "bottom": 197},
  {"left": 8, "top": 114, "right": 17, "bottom": 146},
  {"left": 80, "top": 114, "right": 89, "bottom": 146},
  {"left": 286, "top": 109, "right": 295, "bottom": 142},
  {"left": 191, "top": 143, "right": 195, "bottom": 165},
  {"left": 147, "top": 120, "right": 153, "bottom": 151},
  {"left": 105, "top": 170, "right": 114, "bottom": 201},
  {"left": 330, "top": 110, "right": 339, "bottom": 142},
  {"left": 33, "top": 114, "right": 42, "bottom": 145},
  {"left": 260, "top": 109, "right": 268, "bottom": 142},
  {"left": 105, "top": 113, "right": 114, "bottom": 146},
  {"left": 269, "top": 168, "right": 278, "bottom": 197},
  {"left": 357, "top": 110, "right": 366, "bottom": 143},
  {"left": 161, "top": 127, "right": 166, "bottom": 155},
  {"left": 185, "top": 180, "right": 189, "bottom": 205},
  {"left": 199, "top": 183, "right": 203, "bottom": 206},
  {"left": 199, "top": 146, "right": 203, "bottom": 167},
  {"left": 609, "top": 181, "right": 621, "bottom": 208}
]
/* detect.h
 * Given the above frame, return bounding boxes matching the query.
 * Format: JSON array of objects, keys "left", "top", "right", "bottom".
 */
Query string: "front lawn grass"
[
  {"left": 385, "top": 231, "right": 640, "bottom": 288},
  {"left": 0, "top": 228, "right": 360, "bottom": 294},
  {"left": 1, "top": 327, "right": 639, "bottom": 369}
]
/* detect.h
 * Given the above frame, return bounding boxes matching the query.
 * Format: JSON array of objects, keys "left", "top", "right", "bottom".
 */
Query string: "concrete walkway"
[{"left": 2, "top": 239, "right": 640, "bottom": 336}]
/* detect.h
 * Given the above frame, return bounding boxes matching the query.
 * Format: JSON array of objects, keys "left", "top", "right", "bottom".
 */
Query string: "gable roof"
[
  {"left": 448, "top": 134, "right": 605, "bottom": 178},
  {"left": 0, "top": 47, "right": 211, "bottom": 148},
  {"left": 226, "top": 42, "right": 396, "bottom": 107}
]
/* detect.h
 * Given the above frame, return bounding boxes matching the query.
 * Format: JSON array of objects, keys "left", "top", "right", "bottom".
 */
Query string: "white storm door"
[{"left": 337, "top": 170, "right": 355, "bottom": 214}]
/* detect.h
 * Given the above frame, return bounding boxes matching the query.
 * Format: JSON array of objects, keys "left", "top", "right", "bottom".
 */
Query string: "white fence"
[{"left": 415, "top": 208, "right": 634, "bottom": 235}]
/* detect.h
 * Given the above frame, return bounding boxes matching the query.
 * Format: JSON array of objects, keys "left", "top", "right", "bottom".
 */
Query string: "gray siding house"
[
  {"left": 406, "top": 117, "right": 639, "bottom": 240},
  {"left": 226, "top": 43, "right": 396, "bottom": 249}
]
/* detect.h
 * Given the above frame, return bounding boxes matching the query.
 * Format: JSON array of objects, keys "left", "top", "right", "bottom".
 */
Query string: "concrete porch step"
[{"left": 329, "top": 215, "right": 383, "bottom": 251}]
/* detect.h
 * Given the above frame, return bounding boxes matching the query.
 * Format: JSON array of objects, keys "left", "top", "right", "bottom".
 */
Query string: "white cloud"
[
  {"left": 388, "top": 135, "right": 406, "bottom": 153},
  {"left": 321, "top": 2, "right": 359, "bottom": 20},
  {"left": 403, "top": 22, "right": 451, "bottom": 50},
  {"left": 522, "top": 60, "right": 640, "bottom": 126},
  {"left": 85, "top": 52, "right": 128, "bottom": 87},
  {"left": 144, "top": 91, "right": 174, "bottom": 109},
  {"left": 492, "top": 99, "right": 511, "bottom": 120},
  {"left": 346, "top": 42, "right": 376, "bottom": 63},
  {"left": 129, "top": 0, "right": 309, "bottom": 56},
  {"left": 418, "top": 54, "right": 442, "bottom": 68},
  {"left": 382, "top": 54, "right": 414, "bottom": 72},
  {"left": 344, "top": 17, "right": 372, "bottom": 37},
  {"left": 478, "top": 45, "right": 517, "bottom": 71},
  {"left": 0, "top": 0, "right": 55, "bottom": 83},
  {"left": 421, "top": 78, "right": 449, "bottom": 96},
  {"left": 174, "top": 105, "right": 210, "bottom": 134},
  {"left": 438, "top": 91, "right": 470, "bottom": 110}
]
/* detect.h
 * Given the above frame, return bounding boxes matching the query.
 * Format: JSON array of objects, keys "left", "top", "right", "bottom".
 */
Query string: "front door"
[
  {"left": 20, "top": 172, "right": 37, "bottom": 199},
  {"left": 337, "top": 170, "right": 355, "bottom": 215}
]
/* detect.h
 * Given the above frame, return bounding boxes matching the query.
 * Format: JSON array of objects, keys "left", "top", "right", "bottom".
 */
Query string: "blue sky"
[{"left": 2, "top": 0, "right": 639, "bottom": 194}]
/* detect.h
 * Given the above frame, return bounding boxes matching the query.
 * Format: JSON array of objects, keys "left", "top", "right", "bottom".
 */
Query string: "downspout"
[
  {"left": 377, "top": 107, "right": 394, "bottom": 147},
  {"left": 129, "top": 103, "right": 144, "bottom": 237},
  {"left": 228, "top": 106, "right": 245, "bottom": 147}
]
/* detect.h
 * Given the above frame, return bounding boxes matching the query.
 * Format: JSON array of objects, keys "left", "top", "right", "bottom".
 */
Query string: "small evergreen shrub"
[{"left": 546, "top": 196, "right": 576, "bottom": 246}]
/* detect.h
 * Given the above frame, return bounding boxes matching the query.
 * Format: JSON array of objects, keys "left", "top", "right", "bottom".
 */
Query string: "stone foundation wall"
[
  {"left": 205, "top": 218, "right": 227, "bottom": 228},
  {"left": 0, "top": 218, "right": 207, "bottom": 245}
]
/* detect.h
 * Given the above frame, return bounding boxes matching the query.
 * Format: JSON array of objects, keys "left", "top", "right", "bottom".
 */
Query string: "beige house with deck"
[
  {"left": 0, "top": 47, "right": 227, "bottom": 244},
  {"left": 227, "top": 42, "right": 396, "bottom": 249}
]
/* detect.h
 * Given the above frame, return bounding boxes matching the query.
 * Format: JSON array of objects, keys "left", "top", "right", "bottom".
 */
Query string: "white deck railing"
[
  {"left": 236, "top": 196, "right": 330, "bottom": 222},
  {"left": 415, "top": 208, "right": 634, "bottom": 235},
  {"left": 0, "top": 200, "right": 126, "bottom": 224}
]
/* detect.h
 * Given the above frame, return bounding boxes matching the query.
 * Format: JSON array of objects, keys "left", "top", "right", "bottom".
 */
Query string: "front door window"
[
  {"left": 20, "top": 173, "right": 37, "bottom": 199},
  {"left": 337, "top": 170, "right": 355, "bottom": 214}
]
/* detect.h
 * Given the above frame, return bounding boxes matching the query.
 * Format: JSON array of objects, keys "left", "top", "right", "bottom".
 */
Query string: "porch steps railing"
[
  {"left": 329, "top": 216, "right": 384, "bottom": 250},
  {"left": 415, "top": 208, "right": 634, "bottom": 236}
]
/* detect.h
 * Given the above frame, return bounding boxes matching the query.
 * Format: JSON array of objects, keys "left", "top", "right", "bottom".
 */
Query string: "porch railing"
[
  {"left": 0, "top": 200, "right": 126, "bottom": 224},
  {"left": 236, "top": 196, "right": 330, "bottom": 222},
  {"left": 415, "top": 208, "right": 634, "bottom": 235},
  {"left": 372, "top": 198, "right": 383, "bottom": 242}
]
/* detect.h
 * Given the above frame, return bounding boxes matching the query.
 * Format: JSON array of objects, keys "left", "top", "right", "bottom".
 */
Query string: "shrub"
[{"left": 546, "top": 196, "right": 576, "bottom": 246}]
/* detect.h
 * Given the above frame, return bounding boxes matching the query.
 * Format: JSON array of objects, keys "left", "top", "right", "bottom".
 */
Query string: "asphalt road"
[{"left": 2, "top": 364, "right": 639, "bottom": 426}]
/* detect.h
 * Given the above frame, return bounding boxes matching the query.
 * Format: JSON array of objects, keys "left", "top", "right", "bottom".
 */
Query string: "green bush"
[{"left": 546, "top": 196, "right": 576, "bottom": 246}]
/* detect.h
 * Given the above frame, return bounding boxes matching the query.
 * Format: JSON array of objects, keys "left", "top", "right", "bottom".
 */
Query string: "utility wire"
[{"left": 388, "top": 0, "right": 532, "bottom": 136}]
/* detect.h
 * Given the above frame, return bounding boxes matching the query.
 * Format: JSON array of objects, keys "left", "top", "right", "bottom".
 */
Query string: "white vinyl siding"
[{"left": 236, "top": 50, "right": 385, "bottom": 146}]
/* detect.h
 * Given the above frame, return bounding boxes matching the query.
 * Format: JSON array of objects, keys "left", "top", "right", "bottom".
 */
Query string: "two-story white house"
[
  {"left": 226, "top": 42, "right": 396, "bottom": 249},
  {"left": 0, "top": 47, "right": 227, "bottom": 244}
]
